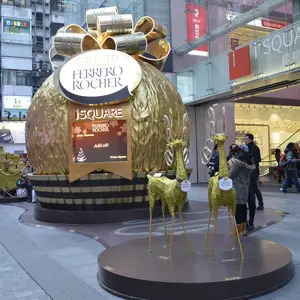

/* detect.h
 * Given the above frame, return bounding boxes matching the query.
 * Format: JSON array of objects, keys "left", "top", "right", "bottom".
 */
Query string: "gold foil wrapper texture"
[{"left": 26, "top": 61, "right": 188, "bottom": 175}]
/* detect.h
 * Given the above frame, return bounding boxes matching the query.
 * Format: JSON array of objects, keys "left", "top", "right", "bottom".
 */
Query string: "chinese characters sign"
[
  {"left": 186, "top": 3, "right": 208, "bottom": 54},
  {"left": 72, "top": 120, "right": 128, "bottom": 163},
  {"left": 3, "top": 96, "right": 31, "bottom": 110}
]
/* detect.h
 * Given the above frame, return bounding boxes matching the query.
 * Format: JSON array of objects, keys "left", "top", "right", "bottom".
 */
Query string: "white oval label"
[
  {"left": 219, "top": 177, "right": 233, "bottom": 191},
  {"left": 58, "top": 49, "right": 142, "bottom": 105},
  {"left": 181, "top": 180, "right": 191, "bottom": 193}
]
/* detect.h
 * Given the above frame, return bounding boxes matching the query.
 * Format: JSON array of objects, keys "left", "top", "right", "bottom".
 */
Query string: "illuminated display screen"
[{"left": 72, "top": 120, "right": 128, "bottom": 163}]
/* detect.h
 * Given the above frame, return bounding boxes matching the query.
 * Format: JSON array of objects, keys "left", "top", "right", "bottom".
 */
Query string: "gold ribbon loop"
[
  {"left": 134, "top": 17, "right": 167, "bottom": 42},
  {"left": 97, "top": 14, "right": 133, "bottom": 40},
  {"left": 54, "top": 25, "right": 100, "bottom": 57},
  {"left": 50, "top": 7, "right": 171, "bottom": 72},
  {"left": 86, "top": 7, "right": 119, "bottom": 39},
  {"left": 139, "top": 39, "right": 171, "bottom": 70},
  {"left": 101, "top": 32, "right": 147, "bottom": 55}
]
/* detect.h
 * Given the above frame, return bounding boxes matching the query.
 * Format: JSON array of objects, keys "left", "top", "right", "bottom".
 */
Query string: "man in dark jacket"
[
  {"left": 245, "top": 133, "right": 264, "bottom": 230},
  {"left": 280, "top": 143, "right": 300, "bottom": 193}
]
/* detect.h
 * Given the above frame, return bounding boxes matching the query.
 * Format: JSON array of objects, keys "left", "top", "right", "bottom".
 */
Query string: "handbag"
[{"left": 16, "top": 178, "right": 26, "bottom": 189}]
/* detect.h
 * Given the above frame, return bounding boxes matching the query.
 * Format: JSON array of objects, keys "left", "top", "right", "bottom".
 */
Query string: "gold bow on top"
[{"left": 49, "top": 6, "right": 171, "bottom": 71}]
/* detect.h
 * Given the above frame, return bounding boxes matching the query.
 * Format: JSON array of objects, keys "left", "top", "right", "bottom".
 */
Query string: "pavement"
[{"left": 0, "top": 184, "right": 299, "bottom": 300}]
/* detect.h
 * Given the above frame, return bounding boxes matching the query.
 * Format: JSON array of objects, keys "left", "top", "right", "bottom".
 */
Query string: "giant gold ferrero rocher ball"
[{"left": 26, "top": 60, "right": 188, "bottom": 175}]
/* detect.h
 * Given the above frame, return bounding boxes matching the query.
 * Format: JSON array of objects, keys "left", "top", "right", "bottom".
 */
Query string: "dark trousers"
[
  {"left": 252, "top": 168, "right": 264, "bottom": 207},
  {"left": 26, "top": 185, "right": 32, "bottom": 202},
  {"left": 248, "top": 169, "right": 260, "bottom": 225},
  {"left": 235, "top": 204, "right": 247, "bottom": 225}
]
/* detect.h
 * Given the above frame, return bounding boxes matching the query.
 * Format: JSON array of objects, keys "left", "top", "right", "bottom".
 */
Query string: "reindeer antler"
[
  {"left": 164, "top": 115, "right": 174, "bottom": 166},
  {"left": 200, "top": 105, "right": 216, "bottom": 165},
  {"left": 181, "top": 113, "right": 189, "bottom": 166}
]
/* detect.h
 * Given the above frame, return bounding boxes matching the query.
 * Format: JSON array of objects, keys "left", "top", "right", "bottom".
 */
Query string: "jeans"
[{"left": 282, "top": 171, "right": 300, "bottom": 192}]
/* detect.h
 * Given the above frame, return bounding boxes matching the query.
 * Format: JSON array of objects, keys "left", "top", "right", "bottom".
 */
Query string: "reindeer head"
[{"left": 164, "top": 113, "right": 189, "bottom": 167}]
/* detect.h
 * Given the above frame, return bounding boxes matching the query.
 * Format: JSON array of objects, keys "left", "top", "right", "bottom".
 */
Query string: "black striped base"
[{"left": 31, "top": 171, "right": 190, "bottom": 224}]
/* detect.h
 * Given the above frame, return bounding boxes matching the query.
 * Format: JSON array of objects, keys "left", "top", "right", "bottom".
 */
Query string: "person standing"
[
  {"left": 228, "top": 145, "right": 255, "bottom": 236},
  {"left": 245, "top": 133, "right": 264, "bottom": 212},
  {"left": 280, "top": 142, "right": 300, "bottom": 193},
  {"left": 22, "top": 159, "right": 34, "bottom": 202},
  {"left": 207, "top": 144, "right": 219, "bottom": 178},
  {"left": 275, "top": 149, "right": 284, "bottom": 184}
]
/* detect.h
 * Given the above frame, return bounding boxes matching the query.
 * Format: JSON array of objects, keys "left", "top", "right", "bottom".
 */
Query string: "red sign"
[
  {"left": 261, "top": 19, "right": 287, "bottom": 30},
  {"left": 229, "top": 46, "right": 251, "bottom": 81},
  {"left": 186, "top": 3, "right": 208, "bottom": 53}
]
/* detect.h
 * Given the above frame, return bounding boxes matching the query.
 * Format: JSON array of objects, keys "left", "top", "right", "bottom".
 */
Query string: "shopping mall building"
[{"left": 64, "top": 0, "right": 300, "bottom": 182}]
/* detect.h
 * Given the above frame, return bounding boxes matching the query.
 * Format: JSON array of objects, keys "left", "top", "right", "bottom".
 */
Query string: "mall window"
[
  {"left": 2, "top": 70, "right": 32, "bottom": 86},
  {"left": 3, "top": 18, "right": 30, "bottom": 34}
]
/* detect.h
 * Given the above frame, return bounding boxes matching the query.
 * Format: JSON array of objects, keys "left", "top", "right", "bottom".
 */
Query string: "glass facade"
[{"left": 176, "top": 0, "right": 299, "bottom": 104}]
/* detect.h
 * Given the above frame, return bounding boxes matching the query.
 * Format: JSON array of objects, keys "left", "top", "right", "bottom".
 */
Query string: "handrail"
[{"left": 261, "top": 128, "right": 300, "bottom": 162}]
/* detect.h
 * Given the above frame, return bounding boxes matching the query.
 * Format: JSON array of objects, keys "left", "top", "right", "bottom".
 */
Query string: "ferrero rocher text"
[
  {"left": 72, "top": 66, "right": 124, "bottom": 91},
  {"left": 76, "top": 107, "right": 123, "bottom": 121}
]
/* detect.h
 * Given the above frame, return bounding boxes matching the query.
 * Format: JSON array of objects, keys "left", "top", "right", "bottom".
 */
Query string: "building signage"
[
  {"left": 255, "top": 23, "right": 300, "bottom": 68},
  {"left": 186, "top": 3, "right": 208, "bottom": 54},
  {"left": 261, "top": 19, "right": 287, "bottom": 30},
  {"left": 231, "top": 21, "right": 300, "bottom": 88},
  {"left": 4, "top": 18, "right": 29, "bottom": 28},
  {"left": 58, "top": 49, "right": 142, "bottom": 105},
  {"left": 3, "top": 96, "right": 31, "bottom": 110}
]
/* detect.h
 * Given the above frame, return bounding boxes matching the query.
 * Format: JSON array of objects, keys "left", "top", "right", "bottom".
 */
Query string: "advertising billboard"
[{"left": 186, "top": 3, "right": 208, "bottom": 56}]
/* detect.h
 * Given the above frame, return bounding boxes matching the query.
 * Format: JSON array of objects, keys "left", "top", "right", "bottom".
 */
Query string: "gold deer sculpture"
[
  {"left": 147, "top": 113, "right": 191, "bottom": 258},
  {"left": 201, "top": 105, "right": 244, "bottom": 259}
]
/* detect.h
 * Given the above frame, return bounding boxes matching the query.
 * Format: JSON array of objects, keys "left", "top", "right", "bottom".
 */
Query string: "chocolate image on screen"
[{"left": 72, "top": 120, "right": 127, "bottom": 163}]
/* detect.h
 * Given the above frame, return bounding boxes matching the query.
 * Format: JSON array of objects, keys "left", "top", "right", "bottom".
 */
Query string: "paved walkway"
[{"left": 0, "top": 184, "right": 298, "bottom": 300}]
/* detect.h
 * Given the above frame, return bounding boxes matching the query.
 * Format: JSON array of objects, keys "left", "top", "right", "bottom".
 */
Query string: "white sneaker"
[{"left": 280, "top": 188, "right": 283, "bottom": 191}]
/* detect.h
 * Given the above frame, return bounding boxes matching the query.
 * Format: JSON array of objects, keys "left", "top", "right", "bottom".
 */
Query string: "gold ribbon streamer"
[{"left": 50, "top": 6, "right": 171, "bottom": 71}]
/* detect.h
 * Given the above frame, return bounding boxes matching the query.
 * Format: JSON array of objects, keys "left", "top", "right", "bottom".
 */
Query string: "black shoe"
[
  {"left": 257, "top": 205, "right": 264, "bottom": 211},
  {"left": 247, "top": 223, "right": 254, "bottom": 232}
]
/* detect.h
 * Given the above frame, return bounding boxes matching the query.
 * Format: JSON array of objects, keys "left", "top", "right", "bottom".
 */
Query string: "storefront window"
[{"left": 235, "top": 103, "right": 300, "bottom": 169}]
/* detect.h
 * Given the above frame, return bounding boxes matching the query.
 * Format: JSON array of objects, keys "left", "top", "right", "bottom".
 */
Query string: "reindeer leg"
[
  {"left": 228, "top": 208, "right": 236, "bottom": 249},
  {"left": 205, "top": 211, "right": 212, "bottom": 251},
  {"left": 233, "top": 218, "right": 244, "bottom": 259},
  {"left": 211, "top": 216, "right": 218, "bottom": 259},
  {"left": 179, "top": 213, "right": 191, "bottom": 251},
  {"left": 148, "top": 192, "right": 155, "bottom": 253},
  {"left": 169, "top": 213, "right": 175, "bottom": 258},
  {"left": 161, "top": 201, "right": 168, "bottom": 247}
]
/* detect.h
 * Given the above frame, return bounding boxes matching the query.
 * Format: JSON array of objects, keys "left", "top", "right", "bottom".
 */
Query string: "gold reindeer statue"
[
  {"left": 147, "top": 113, "right": 191, "bottom": 258},
  {"left": 201, "top": 106, "right": 244, "bottom": 259}
]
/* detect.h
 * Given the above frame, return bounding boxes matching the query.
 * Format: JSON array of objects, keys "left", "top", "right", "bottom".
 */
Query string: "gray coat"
[{"left": 229, "top": 158, "right": 255, "bottom": 205}]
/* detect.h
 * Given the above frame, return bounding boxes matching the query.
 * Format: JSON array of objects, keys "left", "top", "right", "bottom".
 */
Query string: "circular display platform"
[{"left": 98, "top": 234, "right": 294, "bottom": 300}]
